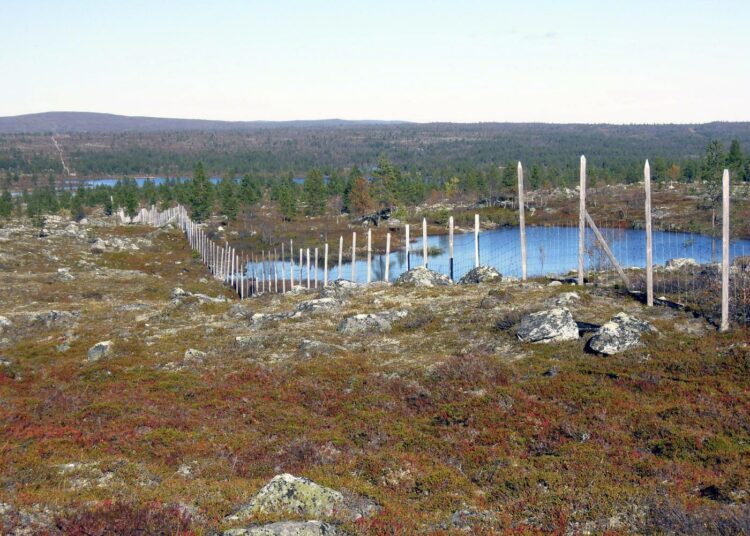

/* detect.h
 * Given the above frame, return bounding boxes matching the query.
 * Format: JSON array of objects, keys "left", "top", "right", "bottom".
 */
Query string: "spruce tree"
[
  {"left": 0, "top": 189, "right": 12, "bottom": 218},
  {"left": 219, "top": 175, "right": 238, "bottom": 221},
  {"left": 278, "top": 177, "right": 298, "bottom": 221},
  {"left": 304, "top": 168, "right": 327, "bottom": 216},
  {"left": 189, "top": 162, "right": 213, "bottom": 222},
  {"left": 240, "top": 174, "right": 261, "bottom": 207}
]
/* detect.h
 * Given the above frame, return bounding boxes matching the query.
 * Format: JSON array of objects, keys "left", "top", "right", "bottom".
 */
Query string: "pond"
[{"left": 246, "top": 225, "right": 750, "bottom": 284}]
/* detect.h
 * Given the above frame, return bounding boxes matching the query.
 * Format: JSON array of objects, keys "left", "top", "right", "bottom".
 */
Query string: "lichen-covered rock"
[
  {"left": 517, "top": 308, "right": 579, "bottom": 343},
  {"left": 184, "top": 348, "right": 207, "bottom": 362},
  {"left": 588, "top": 313, "right": 654, "bottom": 355},
  {"left": 90, "top": 238, "right": 107, "bottom": 253},
  {"left": 547, "top": 292, "right": 580, "bottom": 307},
  {"left": 458, "top": 266, "right": 502, "bottom": 284},
  {"left": 171, "top": 287, "right": 190, "bottom": 300},
  {"left": 30, "top": 310, "right": 78, "bottom": 326},
  {"left": 395, "top": 266, "right": 452, "bottom": 287},
  {"left": 223, "top": 521, "right": 341, "bottom": 536},
  {"left": 0, "top": 315, "right": 11, "bottom": 333},
  {"left": 665, "top": 257, "right": 698, "bottom": 270},
  {"left": 297, "top": 297, "right": 339, "bottom": 313},
  {"left": 227, "top": 474, "right": 344, "bottom": 521},
  {"left": 319, "top": 279, "right": 358, "bottom": 299},
  {"left": 299, "top": 339, "right": 346, "bottom": 358},
  {"left": 337, "top": 310, "right": 408, "bottom": 335},
  {"left": 87, "top": 340, "right": 113, "bottom": 362}
]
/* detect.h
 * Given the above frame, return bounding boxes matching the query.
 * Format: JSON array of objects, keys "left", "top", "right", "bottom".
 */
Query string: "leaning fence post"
[
  {"left": 324, "top": 243, "right": 329, "bottom": 286},
  {"left": 518, "top": 161, "right": 527, "bottom": 281},
  {"left": 405, "top": 224, "right": 411, "bottom": 271},
  {"left": 449, "top": 216, "right": 454, "bottom": 280},
  {"left": 422, "top": 218, "right": 428, "bottom": 267},
  {"left": 351, "top": 232, "right": 357, "bottom": 282},
  {"left": 721, "top": 168, "right": 730, "bottom": 332},
  {"left": 385, "top": 232, "right": 391, "bottom": 282},
  {"left": 644, "top": 160, "right": 654, "bottom": 306},
  {"left": 474, "top": 214, "right": 480, "bottom": 267},
  {"left": 367, "top": 229, "right": 372, "bottom": 284},
  {"left": 578, "top": 155, "right": 587, "bottom": 286}
]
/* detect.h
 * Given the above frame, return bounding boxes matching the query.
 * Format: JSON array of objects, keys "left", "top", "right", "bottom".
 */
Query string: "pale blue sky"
[{"left": 1, "top": 0, "right": 748, "bottom": 123}]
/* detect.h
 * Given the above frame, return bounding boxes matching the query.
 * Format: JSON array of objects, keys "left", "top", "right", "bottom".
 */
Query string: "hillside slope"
[{"left": 0, "top": 214, "right": 748, "bottom": 534}]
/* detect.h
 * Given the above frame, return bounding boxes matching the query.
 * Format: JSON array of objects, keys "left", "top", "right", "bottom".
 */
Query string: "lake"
[{"left": 246, "top": 225, "right": 750, "bottom": 284}]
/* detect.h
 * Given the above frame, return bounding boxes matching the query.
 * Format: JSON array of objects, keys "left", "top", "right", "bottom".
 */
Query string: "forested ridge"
[{"left": 2, "top": 121, "right": 750, "bottom": 187}]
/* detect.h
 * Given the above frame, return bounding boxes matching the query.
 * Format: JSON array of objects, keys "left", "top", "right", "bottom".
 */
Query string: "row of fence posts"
[
  {"left": 135, "top": 155, "right": 734, "bottom": 330},
  {"left": 139, "top": 204, "right": 486, "bottom": 298}
]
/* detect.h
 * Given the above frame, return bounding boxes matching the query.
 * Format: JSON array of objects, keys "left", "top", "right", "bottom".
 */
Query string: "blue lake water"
[{"left": 246, "top": 225, "right": 750, "bottom": 284}]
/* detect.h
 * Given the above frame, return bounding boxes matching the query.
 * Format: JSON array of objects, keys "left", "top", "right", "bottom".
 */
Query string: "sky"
[{"left": 1, "top": 0, "right": 749, "bottom": 123}]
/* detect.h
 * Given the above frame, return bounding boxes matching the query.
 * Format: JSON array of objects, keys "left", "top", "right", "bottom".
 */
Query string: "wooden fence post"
[
  {"left": 281, "top": 243, "right": 287, "bottom": 293},
  {"left": 314, "top": 247, "right": 319, "bottom": 288},
  {"left": 422, "top": 218, "right": 428, "bottom": 267},
  {"left": 405, "top": 224, "right": 411, "bottom": 271},
  {"left": 383, "top": 232, "right": 391, "bottom": 282},
  {"left": 351, "top": 232, "right": 357, "bottom": 282},
  {"left": 449, "top": 216, "right": 454, "bottom": 280},
  {"left": 338, "top": 236, "right": 343, "bottom": 280},
  {"left": 578, "top": 155, "right": 587, "bottom": 286},
  {"left": 644, "top": 160, "right": 654, "bottom": 306},
  {"left": 306, "top": 248, "right": 311, "bottom": 289},
  {"left": 299, "top": 248, "right": 303, "bottom": 286},
  {"left": 367, "top": 229, "right": 372, "bottom": 283},
  {"left": 274, "top": 248, "right": 278, "bottom": 293},
  {"left": 324, "top": 243, "right": 329, "bottom": 286},
  {"left": 474, "top": 214, "right": 480, "bottom": 268},
  {"left": 721, "top": 168, "right": 730, "bottom": 331},
  {"left": 518, "top": 161, "right": 527, "bottom": 281},
  {"left": 289, "top": 240, "right": 294, "bottom": 288}
]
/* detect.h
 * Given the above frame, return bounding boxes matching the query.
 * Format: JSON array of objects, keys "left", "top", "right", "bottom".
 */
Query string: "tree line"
[{"left": 1, "top": 140, "right": 748, "bottom": 224}]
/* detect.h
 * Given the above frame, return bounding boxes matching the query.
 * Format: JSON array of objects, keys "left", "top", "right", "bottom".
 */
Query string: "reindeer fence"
[{"left": 125, "top": 157, "right": 749, "bottom": 331}]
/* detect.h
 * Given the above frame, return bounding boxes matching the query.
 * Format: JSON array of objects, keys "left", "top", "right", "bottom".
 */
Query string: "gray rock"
[
  {"left": 665, "top": 257, "right": 698, "bottom": 270},
  {"left": 547, "top": 280, "right": 563, "bottom": 287},
  {"left": 337, "top": 310, "right": 408, "bottom": 335},
  {"left": 319, "top": 279, "right": 358, "bottom": 299},
  {"left": 299, "top": 339, "right": 346, "bottom": 358},
  {"left": 588, "top": 313, "right": 654, "bottom": 355},
  {"left": 251, "top": 311, "right": 299, "bottom": 325},
  {"left": 171, "top": 287, "right": 190, "bottom": 300},
  {"left": 227, "top": 303, "right": 252, "bottom": 319},
  {"left": 0, "top": 358, "right": 12, "bottom": 367},
  {"left": 90, "top": 238, "right": 107, "bottom": 253},
  {"left": 0, "top": 315, "right": 11, "bottom": 333},
  {"left": 57, "top": 268, "right": 75, "bottom": 281},
  {"left": 395, "top": 266, "right": 452, "bottom": 287},
  {"left": 547, "top": 292, "right": 580, "bottom": 307},
  {"left": 223, "top": 521, "right": 341, "bottom": 536},
  {"left": 87, "top": 340, "right": 113, "bottom": 362},
  {"left": 458, "top": 266, "right": 502, "bottom": 284},
  {"left": 517, "top": 308, "right": 579, "bottom": 343},
  {"left": 297, "top": 297, "right": 339, "bottom": 313},
  {"left": 30, "top": 310, "right": 78, "bottom": 326},
  {"left": 227, "top": 473, "right": 344, "bottom": 521},
  {"left": 184, "top": 348, "right": 207, "bottom": 362}
]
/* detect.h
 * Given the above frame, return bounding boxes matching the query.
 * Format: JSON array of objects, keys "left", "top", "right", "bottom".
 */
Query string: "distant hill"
[{"left": 0, "top": 111, "right": 410, "bottom": 133}]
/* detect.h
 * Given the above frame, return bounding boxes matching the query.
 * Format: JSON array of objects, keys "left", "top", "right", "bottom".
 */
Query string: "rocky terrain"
[{"left": 0, "top": 215, "right": 748, "bottom": 535}]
